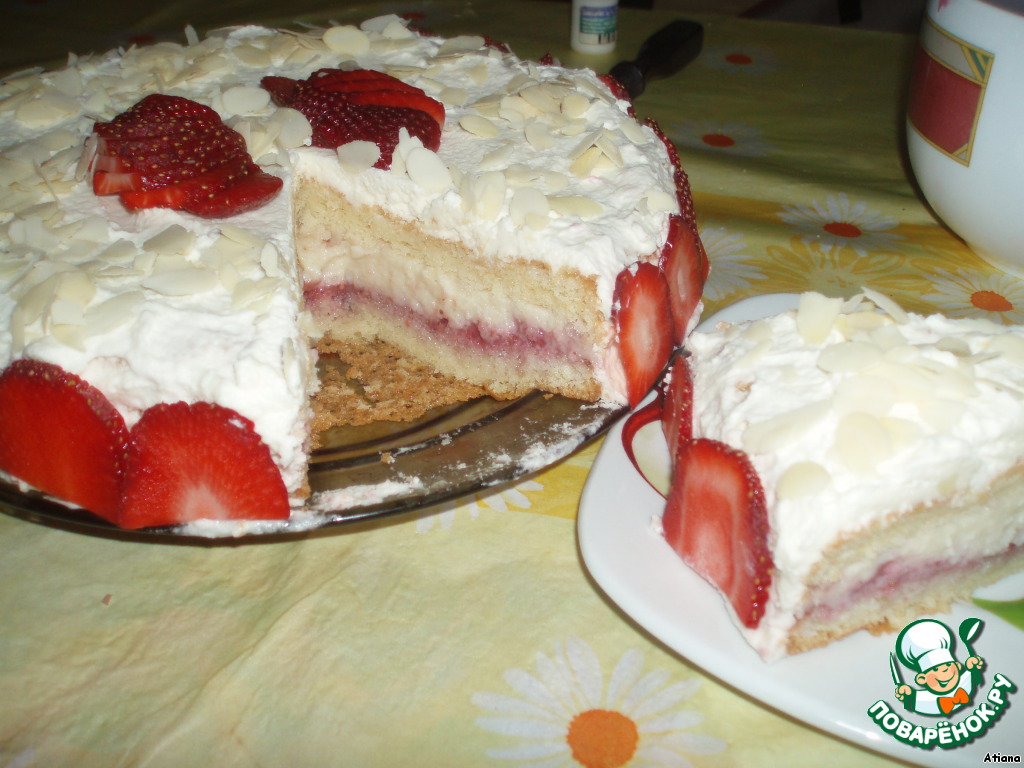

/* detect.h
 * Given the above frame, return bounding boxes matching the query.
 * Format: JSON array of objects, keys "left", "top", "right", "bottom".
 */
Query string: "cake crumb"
[{"left": 101, "top": 593, "right": 113, "bottom": 606}]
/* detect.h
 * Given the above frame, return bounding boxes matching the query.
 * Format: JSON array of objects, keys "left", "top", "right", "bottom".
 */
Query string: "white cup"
[{"left": 906, "top": 0, "right": 1024, "bottom": 276}]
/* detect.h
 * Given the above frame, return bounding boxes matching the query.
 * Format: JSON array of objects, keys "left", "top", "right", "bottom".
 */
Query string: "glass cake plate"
[
  {"left": 0, "top": 388, "right": 622, "bottom": 539},
  {"left": 578, "top": 294, "right": 1024, "bottom": 767}
]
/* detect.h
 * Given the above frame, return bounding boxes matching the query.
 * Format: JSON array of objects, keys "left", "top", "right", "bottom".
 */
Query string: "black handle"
[{"left": 608, "top": 19, "right": 704, "bottom": 100}]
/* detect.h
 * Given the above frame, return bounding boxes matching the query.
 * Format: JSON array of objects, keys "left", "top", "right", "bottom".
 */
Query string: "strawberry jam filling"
[{"left": 304, "top": 282, "right": 592, "bottom": 365}]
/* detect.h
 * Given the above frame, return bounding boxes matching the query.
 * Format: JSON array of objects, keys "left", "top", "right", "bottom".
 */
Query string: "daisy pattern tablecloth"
[{"left": 2, "top": 2, "right": 1022, "bottom": 767}]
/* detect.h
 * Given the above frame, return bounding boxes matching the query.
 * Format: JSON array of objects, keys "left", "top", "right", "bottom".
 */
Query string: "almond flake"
[
  {"left": 524, "top": 121, "right": 555, "bottom": 151},
  {"left": 143, "top": 224, "right": 195, "bottom": 257},
  {"left": 742, "top": 400, "right": 830, "bottom": 453},
  {"left": 322, "top": 25, "right": 371, "bottom": 56},
  {"left": 620, "top": 120, "right": 649, "bottom": 144},
  {"left": 142, "top": 267, "right": 218, "bottom": 296},
  {"left": 462, "top": 171, "right": 507, "bottom": 220},
  {"left": 833, "top": 374, "right": 897, "bottom": 416},
  {"left": 479, "top": 143, "right": 514, "bottom": 172},
  {"left": 272, "top": 107, "right": 313, "bottom": 150},
  {"left": 337, "top": 140, "right": 381, "bottom": 171},
  {"left": 645, "top": 189, "right": 677, "bottom": 213},
  {"left": 776, "top": 461, "right": 831, "bottom": 500},
  {"left": 569, "top": 145, "right": 603, "bottom": 177},
  {"left": 222, "top": 85, "right": 271, "bottom": 116},
  {"left": 795, "top": 292, "right": 842, "bottom": 345},
  {"left": 232, "top": 44, "right": 273, "bottom": 68},
  {"left": 458, "top": 114, "right": 500, "bottom": 138},
  {"left": 467, "top": 63, "right": 489, "bottom": 85},
  {"left": 509, "top": 186, "right": 549, "bottom": 228},
  {"left": 548, "top": 195, "right": 603, "bottom": 219},
  {"left": 14, "top": 93, "right": 80, "bottom": 128},
  {"left": 50, "top": 323, "right": 85, "bottom": 351},
  {"left": 834, "top": 412, "right": 893, "bottom": 473},
  {"left": 816, "top": 340, "right": 882, "bottom": 373},
  {"left": 437, "top": 35, "right": 486, "bottom": 55},
  {"left": 49, "top": 297, "right": 85, "bottom": 326},
  {"left": 405, "top": 147, "right": 453, "bottom": 193},
  {"left": 439, "top": 86, "right": 468, "bottom": 106}
]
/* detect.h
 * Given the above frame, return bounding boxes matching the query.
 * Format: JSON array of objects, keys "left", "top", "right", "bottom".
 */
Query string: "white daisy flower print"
[
  {"left": 778, "top": 192, "right": 903, "bottom": 257},
  {"left": 416, "top": 479, "right": 543, "bottom": 533},
  {"left": 919, "top": 271, "right": 1024, "bottom": 324},
  {"left": 669, "top": 120, "right": 776, "bottom": 158},
  {"left": 698, "top": 225, "right": 764, "bottom": 302},
  {"left": 473, "top": 636, "right": 725, "bottom": 767}
]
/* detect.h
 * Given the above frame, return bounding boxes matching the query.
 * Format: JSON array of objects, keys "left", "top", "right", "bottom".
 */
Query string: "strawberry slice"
[
  {"left": 661, "top": 351, "right": 693, "bottom": 468},
  {"left": 659, "top": 215, "right": 706, "bottom": 343},
  {"left": 662, "top": 438, "right": 774, "bottom": 629},
  {"left": 120, "top": 401, "right": 289, "bottom": 530},
  {"left": 262, "top": 69, "right": 445, "bottom": 168},
  {"left": 612, "top": 261, "right": 674, "bottom": 408},
  {"left": 90, "top": 94, "right": 282, "bottom": 218},
  {"left": 0, "top": 360, "right": 129, "bottom": 522}
]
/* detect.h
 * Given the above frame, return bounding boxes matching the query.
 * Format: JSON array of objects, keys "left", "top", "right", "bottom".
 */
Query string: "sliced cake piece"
[{"left": 665, "top": 291, "right": 1024, "bottom": 660}]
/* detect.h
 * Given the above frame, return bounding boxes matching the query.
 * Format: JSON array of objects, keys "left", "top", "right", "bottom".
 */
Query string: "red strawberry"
[
  {"left": 659, "top": 215, "right": 706, "bottom": 343},
  {"left": 90, "top": 94, "right": 282, "bottom": 218},
  {"left": 663, "top": 438, "right": 773, "bottom": 628},
  {"left": 599, "top": 73, "right": 635, "bottom": 115},
  {"left": 661, "top": 351, "right": 693, "bottom": 467},
  {"left": 0, "top": 360, "right": 129, "bottom": 522},
  {"left": 613, "top": 261, "right": 674, "bottom": 408},
  {"left": 262, "top": 69, "right": 445, "bottom": 168},
  {"left": 120, "top": 401, "right": 289, "bottom": 530}
]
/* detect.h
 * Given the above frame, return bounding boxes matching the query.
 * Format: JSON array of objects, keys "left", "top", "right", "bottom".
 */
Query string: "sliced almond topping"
[
  {"left": 222, "top": 85, "right": 271, "bottom": 116},
  {"left": 141, "top": 267, "right": 218, "bottom": 296},
  {"left": 795, "top": 292, "right": 842, "bottom": 345},
  {"left": 437, "top": 35, "right": 486, "bottom": 55},
  {"left": 645, "top": 189, "right": 678, "bottom": 213},
  {"left": 776, "top": 461, "right": 831, "bottom": 500},
  {"left": 524, "top": 121, "right": 555, "bottom": 151},
  {"left": 405, "top": 147, "right": 453, "bottom": 193},
  {"left": 620, "top": 120, "right": 649, "bottom": 144},
  {"left": 83, "top": 290, "right": 143, "bottom": 336},
  {"left": 479, "top": 142, "right": 514, "bottom": 172},
  {"left": 560, "top": 91, "right": 591, "bottom": 120},
  {"left": 569, "top": 145, "right": 603, "bottom": 177},
  {"left": 833, "top": 374, "right": 896, "bottom": 417},
  {"left": 322, "top": 25, "right": 371, "bottom": 56},
  {"left": 232, "top": 44, "right": 273, "bottom": 68},
  {"left": 272, "top": 107, "right": 313, "bottom": 150},
  {"left": 817, "top": 340, "right": 882, "bottom": 373},
  {"left": 518, "top": 84, "right": 560, "bottom": 114},
  {"left": 458, "top": 114, "right": 500, "bottom": 138},
  {"left": 143, "top": 224, "right": 195, "bottom": 257},
  {"left": 439, "top": 86, "right": 468, "bottom": 106},
  {"left": 50, "top": 323, "right": 85, "bottom": 351},
  {"left": 463, "top": 170, "right": 507, "bottom": 220},
  {"left": 14, "top": 93, "right": 80, "bottom": 128},
  {"left": 232, "top": 276, "right": 277, "bottom": 312},
  {"left": 834, "top": 412, "right": 892, "bottom": 473},
  {"left": 986, "top": 334, "right": 1024, "bottom": 366},
  {"left": 742, "top": 400, "right": 830, "bottom": 454},
  {"left": 548, "top": 194, "right": 603, "bottom": 219},
  {"left": 467, "top": 62, "right": 490, "bottom": 85},
  {"left": 16, "top": 273, "right": 60, "bottom": 325},
  {"left": 48, "top": 297, "right": 85, "bottom": 327},
  {"left": 260, "top": 243, "right": 282, "bottom": 278},
  {"left": 337, "top": 140, "right": 381, "bottom": 172},
  {"left": 542, "top": 171, "right": 569, "bottom": 192},
  {"left": 510, "top": 186, "right": 549, "bottom": 229}
]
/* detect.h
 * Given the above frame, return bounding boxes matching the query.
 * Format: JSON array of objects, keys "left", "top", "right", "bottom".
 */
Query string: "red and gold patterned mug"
[{"left": 906, "top": 0, "right": 1024, "bottom": 276}]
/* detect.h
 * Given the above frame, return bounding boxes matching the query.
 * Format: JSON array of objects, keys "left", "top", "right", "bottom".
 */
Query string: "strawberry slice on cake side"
[
  {"left": 119, "top": 402, "right": 290, "bottom": 531},
  {"left": 0, "top": 360, "right": 129, "bottom": 523}
]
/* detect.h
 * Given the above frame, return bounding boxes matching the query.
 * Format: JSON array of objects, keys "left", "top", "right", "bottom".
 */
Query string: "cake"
[
  {"left": 0, "top": 16, "right": 706, "bottom": 530},
  {"left": 649, "top": 290, "right": 1024, "bottom": 660}
]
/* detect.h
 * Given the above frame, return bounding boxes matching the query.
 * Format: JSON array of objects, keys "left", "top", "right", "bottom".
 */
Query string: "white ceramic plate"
[{"left": 578, "top": 294, "right": 1024, "bottom": 766}]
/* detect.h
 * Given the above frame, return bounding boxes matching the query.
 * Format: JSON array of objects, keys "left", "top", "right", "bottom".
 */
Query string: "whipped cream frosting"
[
  {"left": 686, "top": 291, "right": 1024, "bottom": 655},
  {"left": 0, "top": 15, "right": 676, "bottom": 504}
]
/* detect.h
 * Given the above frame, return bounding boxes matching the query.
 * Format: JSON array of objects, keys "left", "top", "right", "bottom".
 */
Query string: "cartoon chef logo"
[
  {"left": 868, "top": 617, "right": 1017, "bottom": 751},
  {"left": 892, "top": 618, "right": 984, "bottom": 716}
]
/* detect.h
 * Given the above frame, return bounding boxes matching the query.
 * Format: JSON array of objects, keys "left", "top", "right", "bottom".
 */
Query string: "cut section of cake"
[
  {"left": 0, "top": 16, "right": 705, "bottom": 529},
  {"left": 657, "top": 290, "right": 1024, "bottom": 660}
]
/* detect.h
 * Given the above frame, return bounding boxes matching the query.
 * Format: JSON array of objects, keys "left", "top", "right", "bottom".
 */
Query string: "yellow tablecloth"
[{"left": 1, "top": 2, "right": 1021, "bottom": 766}]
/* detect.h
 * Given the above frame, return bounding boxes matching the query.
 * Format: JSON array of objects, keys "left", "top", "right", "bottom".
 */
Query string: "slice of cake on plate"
[
  {"left": 651, "top": 290, "right": 1024, "bottom": 660},
  {"left": 0, "top": 16, "right": 707, "bottom": 530}
]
